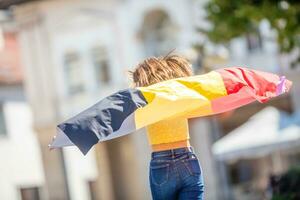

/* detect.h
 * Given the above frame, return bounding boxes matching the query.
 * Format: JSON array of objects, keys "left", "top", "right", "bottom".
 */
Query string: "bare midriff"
[
  {"left": 151, "top": 139, "right": 191, "bottom": 152},
  {"left": 146, "top": 117, "right": 190, "bottom": 152}
]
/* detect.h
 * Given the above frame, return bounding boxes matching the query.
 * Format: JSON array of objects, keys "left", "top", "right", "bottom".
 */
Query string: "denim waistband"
[{"left": 151, "top": 147, "right": 194, "bottom": 159}]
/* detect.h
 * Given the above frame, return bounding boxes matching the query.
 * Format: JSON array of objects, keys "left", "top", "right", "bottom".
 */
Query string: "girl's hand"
[{"left": 48, "top": 135, "right": 56, "bottom": 151}]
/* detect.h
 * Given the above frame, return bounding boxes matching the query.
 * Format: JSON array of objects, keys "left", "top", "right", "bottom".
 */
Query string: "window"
[
  {"left": 64, "top": 51, "right": 85, "bottom": 96},
  {"left": 0, "top": 26, "right": 4, "bottom": 50},
  {"left": 0, "top": 103, "right": 7, "bottom": 136},
  {"left": 20, "top": 187, "right": 40, "bottom": 200},
  {"left": 88, "top": 180, "right": 97, "bottom": 200},
  {"left": 246, "top": 30, "right": 262, "bottom": 52},
  {"left": 140, "top": 9, "right": 178, "bottom": 57},
  {"left": 91, "top": 46, "right": 110, "bottom": 86},
  {"left": 229, "top": 161, "right": 253, "bottom": 185}
]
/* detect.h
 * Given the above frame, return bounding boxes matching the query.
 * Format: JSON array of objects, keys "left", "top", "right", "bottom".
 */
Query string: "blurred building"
[
  {"left": 203, "top": 12, "right": 300, "bottom": 200},
  {"left": 0, "top": 0, "right": 224, "bottom": 200},
  {"left": 0, "top": 0, "right": 299, "bottom": 200},
  {"left": 0, "top": 15, "right": 45, "bottom": 200},
  {"left": 213, "top": 107, "right": 300, "bottom": 199}
]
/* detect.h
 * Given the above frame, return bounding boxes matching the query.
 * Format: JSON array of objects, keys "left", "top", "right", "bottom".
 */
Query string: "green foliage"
[
  {"left": 272, "top": 166, "right": 300, "bottom": 200},
  {"left": 202, "top": 0, "right": 300, "bottom": 53}
]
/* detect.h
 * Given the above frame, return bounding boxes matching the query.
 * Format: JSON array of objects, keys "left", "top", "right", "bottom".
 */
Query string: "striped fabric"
[{"left": 50, "top": 67, "right": 292, "bottom": 155}]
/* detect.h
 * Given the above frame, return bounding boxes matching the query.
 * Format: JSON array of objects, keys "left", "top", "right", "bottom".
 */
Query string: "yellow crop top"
[{"left": 146, "top": 117, "right": 190, "bottom": 145}]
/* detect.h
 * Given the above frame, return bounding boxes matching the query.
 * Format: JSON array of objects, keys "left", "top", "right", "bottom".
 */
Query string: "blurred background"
[{"left": 0, "top": 0, "right": 299, "bottom": 200}]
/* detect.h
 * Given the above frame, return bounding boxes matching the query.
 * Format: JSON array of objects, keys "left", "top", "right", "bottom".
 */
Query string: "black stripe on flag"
[{"left": 57, "top": 88, "right": 148, "bottom": 155}]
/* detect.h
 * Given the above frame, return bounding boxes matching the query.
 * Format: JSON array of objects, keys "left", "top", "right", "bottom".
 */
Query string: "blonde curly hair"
[{"left": 129, "top": 54, "right": 193, "bottom": 87}]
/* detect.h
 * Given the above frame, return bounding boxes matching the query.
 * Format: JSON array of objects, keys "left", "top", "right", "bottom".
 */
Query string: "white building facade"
[
  {"left": 0, "top": 98, "right": 45, "bottom": 200},
  {"left": 12, "top": 0, "right": 223, "bottom": 200}
]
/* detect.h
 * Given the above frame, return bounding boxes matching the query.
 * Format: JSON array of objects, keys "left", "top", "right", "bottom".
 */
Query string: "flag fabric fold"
[{"left": 49, "top": 67, "right": 292, "bottom": 155}]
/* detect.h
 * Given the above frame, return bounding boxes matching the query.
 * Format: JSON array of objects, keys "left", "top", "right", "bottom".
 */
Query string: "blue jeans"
[{"left": 149, "top": 147, "right": 204, "bottom": 200}]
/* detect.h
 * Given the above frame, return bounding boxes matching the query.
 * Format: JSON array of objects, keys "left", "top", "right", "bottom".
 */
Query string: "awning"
[{"left": 212, "top": 107, "right": 300, "bottom": 161}]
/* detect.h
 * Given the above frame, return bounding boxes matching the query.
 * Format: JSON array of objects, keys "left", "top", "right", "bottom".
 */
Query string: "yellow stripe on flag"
[
  {"left": 176, "top": 71, "right": 227, "bottom": 99},
  {"left": 134, "top": 71, "right": 227, "bottom": 128}
]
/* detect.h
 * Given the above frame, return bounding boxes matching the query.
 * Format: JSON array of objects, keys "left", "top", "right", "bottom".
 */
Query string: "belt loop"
[
  {"left": 171, "top": 149, "right": 174, "bottom": 159},
  {"left": 190, "top": 146, "right": 194, "bottom": 152}
]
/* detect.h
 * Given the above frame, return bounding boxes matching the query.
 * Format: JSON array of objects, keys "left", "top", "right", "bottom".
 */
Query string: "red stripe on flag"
[{"left": 217, "top": 67, "right": 279, "bottom": 103}]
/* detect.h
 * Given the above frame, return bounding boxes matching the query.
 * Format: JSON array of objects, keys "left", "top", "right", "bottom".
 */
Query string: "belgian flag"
[{"left": 49, "top": 67, "right": 292, "bottom": 155}]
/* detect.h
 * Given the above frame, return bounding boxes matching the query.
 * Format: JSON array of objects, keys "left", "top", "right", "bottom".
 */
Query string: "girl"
[{"left": 130, "top": 54, "right": 204, "bottom": 200}]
